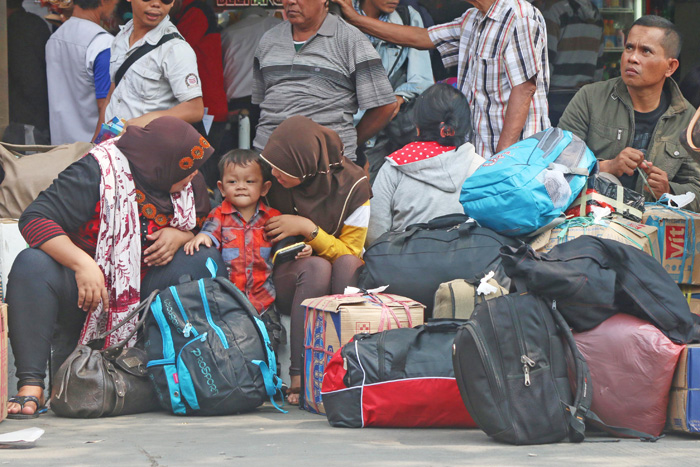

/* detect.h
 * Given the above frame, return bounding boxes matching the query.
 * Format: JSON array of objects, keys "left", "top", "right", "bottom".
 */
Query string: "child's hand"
[
  {"left": 295, "top": 244, "right": 313, "bottom": 260},
  {"left": 184, "top": 233, "right": 213, "bottom": 255}
]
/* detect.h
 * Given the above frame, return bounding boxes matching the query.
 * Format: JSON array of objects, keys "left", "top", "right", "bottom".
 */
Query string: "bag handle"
[
  {"left": 406, "top": 213, "right": 472, "bottom": 231},
  {"left": 98, "top": 290, "right": 159, "bottom": 355}
]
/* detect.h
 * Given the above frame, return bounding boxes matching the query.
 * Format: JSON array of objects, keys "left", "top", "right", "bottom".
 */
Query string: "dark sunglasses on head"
[{"left": 142, "top": 0, "right": 174, "bottom": 5}]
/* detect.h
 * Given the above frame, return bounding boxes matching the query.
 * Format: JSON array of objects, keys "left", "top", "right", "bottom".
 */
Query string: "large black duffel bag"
[{"left": 359, "top": 214, "right": 521, "bottom": 314}]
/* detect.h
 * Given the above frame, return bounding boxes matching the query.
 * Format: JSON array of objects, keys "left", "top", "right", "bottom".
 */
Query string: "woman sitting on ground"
[
  {"left": 6, "top": 117, "right": 226, "bottom": 418},
  {"left": 366, "top": 83, "right": 484, "bottom": 245},
  {"left": 260, "top": 116, "right": 370, "bottom": 405}
]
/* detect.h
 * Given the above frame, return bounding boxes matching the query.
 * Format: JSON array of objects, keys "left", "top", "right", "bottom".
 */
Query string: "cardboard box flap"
[{"left": 301, "top": 293, "right": 424, "bottom": 314}]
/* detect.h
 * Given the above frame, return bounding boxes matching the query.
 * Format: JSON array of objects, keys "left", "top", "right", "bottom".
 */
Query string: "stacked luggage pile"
[{"left": 304, "top": 128, "right": 700, "bottom": 444}]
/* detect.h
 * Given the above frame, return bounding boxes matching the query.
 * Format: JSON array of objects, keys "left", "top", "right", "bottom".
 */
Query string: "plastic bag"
[{"left": 573, "top": 313, "right": 684, "bottom": 437}]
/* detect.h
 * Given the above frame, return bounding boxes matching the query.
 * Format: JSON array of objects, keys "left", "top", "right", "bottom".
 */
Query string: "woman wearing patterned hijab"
[
  {"left": 261, "top": 116, "right": 371, "bottom": 405},
  {"left": 6, "top": 117, "right": 226, "bottom": 419}
]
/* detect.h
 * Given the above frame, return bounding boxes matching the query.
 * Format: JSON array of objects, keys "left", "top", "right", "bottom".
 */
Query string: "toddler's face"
[{"left": 217, "top": 162, "right": 271, "bottom": 212}]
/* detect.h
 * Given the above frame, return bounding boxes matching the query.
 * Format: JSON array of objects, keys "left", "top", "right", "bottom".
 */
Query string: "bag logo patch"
[{"left": 191, "top": 348, "right": 219, "bottom": 395}]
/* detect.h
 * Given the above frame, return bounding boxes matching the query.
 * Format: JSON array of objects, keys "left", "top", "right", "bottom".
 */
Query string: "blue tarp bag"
[
  {"left": 145, "top": 258, "right": 286, "bottom": 415},
  {"left": 460, "top": 128, "right": 597, "bottom": 236}
]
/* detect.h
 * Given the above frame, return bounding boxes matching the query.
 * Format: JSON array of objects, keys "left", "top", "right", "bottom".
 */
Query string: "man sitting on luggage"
[{"left": 558, "top": 15, "right": 700, "bottom": 212}]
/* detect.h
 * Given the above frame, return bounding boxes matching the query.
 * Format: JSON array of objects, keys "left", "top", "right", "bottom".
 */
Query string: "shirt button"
[{"left": 674, "top": 151, "right": 680, "bottom": 156}]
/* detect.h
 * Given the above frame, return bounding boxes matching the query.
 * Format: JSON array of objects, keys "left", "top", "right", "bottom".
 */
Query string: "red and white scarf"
[{"left": 80, "top": 138, "right": 197, "bottom": 347}]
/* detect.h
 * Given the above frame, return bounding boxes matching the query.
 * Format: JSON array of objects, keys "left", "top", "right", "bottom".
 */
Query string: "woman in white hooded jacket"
[{"left": 367, "top": 83, "right": 484, "bottom": 245}]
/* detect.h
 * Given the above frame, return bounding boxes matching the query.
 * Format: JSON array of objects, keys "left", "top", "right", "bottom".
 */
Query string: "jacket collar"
[{"left": 613, "top": 77, "right": 688, "bottom": 117}]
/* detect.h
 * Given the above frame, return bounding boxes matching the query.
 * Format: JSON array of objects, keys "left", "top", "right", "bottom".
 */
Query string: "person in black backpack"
[{"left": 352, "top": 0, "right": 434, "bottom": 183}]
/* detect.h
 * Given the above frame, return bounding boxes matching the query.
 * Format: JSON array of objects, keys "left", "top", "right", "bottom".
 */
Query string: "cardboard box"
[
  {"left": 643, "top": 204, "right": 700, "bottom": 285},
  {"left": 680, "top": 285, "right": 700, "bottom": 316},
  {"left": 0, "top": 303, "right": 7, "bottom": 422},
  {"left": 531, "top": 217, "right": 660, "bottom": 262},
  {"left": 0, "top": 219, "right": 27, "bottom": 301},
  {"left": 668, "top": 344, "right": 700, "bottom": 434},
  {"left": 301, "top": 293, "right": 425, "bottom": 415}
]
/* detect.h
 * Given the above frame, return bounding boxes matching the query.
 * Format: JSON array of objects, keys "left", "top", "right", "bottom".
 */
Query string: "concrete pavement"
[{"left": 1, "top": 404, "right": 699, "bottom": 466}]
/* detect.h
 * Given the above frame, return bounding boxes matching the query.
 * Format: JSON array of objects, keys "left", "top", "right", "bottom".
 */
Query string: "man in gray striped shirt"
[{"left": 252, "top": 0, "right": 397, "bottom": 162}]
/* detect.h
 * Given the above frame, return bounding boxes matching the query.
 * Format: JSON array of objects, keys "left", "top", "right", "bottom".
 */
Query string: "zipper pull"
[
  {"left": 200, "top": 332, "right": 207, "bottom": 342},
  {"left": 182, "top": 322, "right": 192, "bottom": 338},
  {"left": 343, "top": 357, "right": 348, "bottom": 370},
  {"left": 523, "top": 364, "right": 531, "bottom": 386},
  {"left": 551, "top": 299, "right": 557, "bottom": 311},
  {"left": 521, "top": 354, "right": 536, "bottom": 367},
  {"left": 617, "top": 129, "right": 622, "bottom": 141}
]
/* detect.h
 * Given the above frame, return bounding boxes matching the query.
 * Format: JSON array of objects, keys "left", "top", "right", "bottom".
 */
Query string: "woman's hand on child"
[
  {"left": 296, "top": 244, "right": 313, "bottom": 260},
  {"left": 184, "top": 233, "right": 213, "bottom": 255},
  {"left": 145, "top": 227, "right": 194, "bottom": 267},
  {"left": 265, "top": 215, "right": 316, "bottom": 243}
]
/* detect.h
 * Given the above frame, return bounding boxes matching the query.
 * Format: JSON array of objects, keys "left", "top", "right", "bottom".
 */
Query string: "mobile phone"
[{"left": 272, "top": 242, "right": 306, "bottom": 265}]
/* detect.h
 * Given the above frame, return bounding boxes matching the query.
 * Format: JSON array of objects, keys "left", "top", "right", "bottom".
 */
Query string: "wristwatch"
[{"left": 307, "top": 225, "right": 319, "bottom": 241}]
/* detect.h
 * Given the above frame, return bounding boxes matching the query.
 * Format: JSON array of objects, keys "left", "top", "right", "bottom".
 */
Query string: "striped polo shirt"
[
  {"left": 428, "top": 0, "right": 551, "bottom": 158},
  {"left": 252, "top": 13, "right": 396, "bottom": 160}
]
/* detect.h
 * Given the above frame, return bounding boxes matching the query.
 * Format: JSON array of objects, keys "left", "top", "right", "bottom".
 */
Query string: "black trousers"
[{"left": 6, "top": 247, "right": 226, "bottom": 390}]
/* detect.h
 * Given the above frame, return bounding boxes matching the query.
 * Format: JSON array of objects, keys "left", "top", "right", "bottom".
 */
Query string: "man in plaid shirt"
[{"left": 333, "top": 0, "right": 551, "bottom": 158}]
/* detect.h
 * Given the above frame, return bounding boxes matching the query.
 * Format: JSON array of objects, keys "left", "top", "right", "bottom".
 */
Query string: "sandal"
[{"left": 7, "top": 396, "right": 47, "bottom": 420}]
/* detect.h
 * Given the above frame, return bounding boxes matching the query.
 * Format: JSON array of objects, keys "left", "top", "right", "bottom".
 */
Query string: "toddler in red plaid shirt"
[{"left": 185, "top": 150, "right": 311, "bottom": 315}]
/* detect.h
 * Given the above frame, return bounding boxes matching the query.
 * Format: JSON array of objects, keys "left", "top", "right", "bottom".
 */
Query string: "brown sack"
[
  {"left": 432, "top": 278, "right": 508, "bottom": 320},
  {"left": 0, "top": 141, "right": 92, "bottom": 218}
]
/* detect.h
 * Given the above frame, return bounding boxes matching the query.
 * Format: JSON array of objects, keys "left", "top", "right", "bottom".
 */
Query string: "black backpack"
[
  {"left": 359, "top": 214, "right": 521, "bottom": 314},
  {"left": 452, "top": 293, "right": 657, "bottom": 445},
  {"left": 144, "top": 259, "right": 285, "bottom": 415},
  {"left": 500, "top": 236, "right": 700, "bottom": 344}
]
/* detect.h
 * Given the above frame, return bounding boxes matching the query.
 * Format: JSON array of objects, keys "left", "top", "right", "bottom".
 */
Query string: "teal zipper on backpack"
[
  {"left": 198, "top": 279, "right": 229, "bottom": 348},
  {"left": 169, "top": 286, "right": 198, "bottom": 338},
  {"left": 176, "top": 333, "right": 208, "bottom": 411}
]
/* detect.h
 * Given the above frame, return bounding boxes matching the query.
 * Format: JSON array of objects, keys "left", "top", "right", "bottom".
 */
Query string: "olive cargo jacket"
[{"left": 559, "top": 77, "right": 700, "bottom": 212}]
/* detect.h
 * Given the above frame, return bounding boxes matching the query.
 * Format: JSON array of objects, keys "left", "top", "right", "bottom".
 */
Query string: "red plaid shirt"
[{"left": 201, "top": 200, "right": 281, "bottom": 313}]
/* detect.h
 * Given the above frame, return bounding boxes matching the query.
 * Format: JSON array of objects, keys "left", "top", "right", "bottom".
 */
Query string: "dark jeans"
[
  {"left": 273, "top": 255, "right": 363, "bottom": 377},
  {"left": 6, "top": 247, "right": 226, "bottom": 390}
]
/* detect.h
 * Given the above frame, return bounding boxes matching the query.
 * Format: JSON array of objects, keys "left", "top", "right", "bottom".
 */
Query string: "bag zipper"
[
  {"left": 169, "top": 286, "right": 198, "bottom": 338},
  {"left": 176, "top": 333, "right": 209, "bottom": 410},
  {"left": 507, "top": 296, "right": 536, "bottom": 387},
  {"left": 198, "top": 280, "right": 229, "bottom": 348},
  {"left": 462, "top": 321, "right": 505, "bottom": 401},
  {"left": 377, "top": 331, "right": 387, "bottom": 381}
]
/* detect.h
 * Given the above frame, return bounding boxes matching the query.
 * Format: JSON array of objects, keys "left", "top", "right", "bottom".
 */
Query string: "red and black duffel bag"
[{"left": 321, "top": 320, "right": 477, "bottom": 428}]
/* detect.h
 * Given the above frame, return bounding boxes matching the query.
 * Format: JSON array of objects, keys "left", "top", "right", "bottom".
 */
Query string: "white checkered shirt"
[{"left": 428, "top": 0, "right": 551, "bottom": 158}]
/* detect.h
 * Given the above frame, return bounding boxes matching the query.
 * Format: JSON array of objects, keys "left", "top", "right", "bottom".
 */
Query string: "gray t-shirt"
[{"left": 252, "top": 13, "right": 396, "bottom": 160}]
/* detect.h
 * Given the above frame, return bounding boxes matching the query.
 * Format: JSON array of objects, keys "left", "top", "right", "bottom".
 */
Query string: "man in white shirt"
[
  {"left": 103, "top": 0, "right": 204, "bottom": 128},
  {"left": 46, "top": 0, "right": 117, "bottom": 144}
]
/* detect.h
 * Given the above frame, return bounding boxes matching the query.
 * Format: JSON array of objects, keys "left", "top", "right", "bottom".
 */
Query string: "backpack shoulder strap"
[
  {"left": 114, "top": 32, "right": 183, "bottom": 88},
  {"left": 396, "top": 5, "right": 411, "bottom": 26}
]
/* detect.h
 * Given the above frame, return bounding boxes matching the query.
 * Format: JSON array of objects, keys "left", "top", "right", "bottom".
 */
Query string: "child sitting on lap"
[{"left": 185, "top": 149, "right": 311, "bottom": 326}]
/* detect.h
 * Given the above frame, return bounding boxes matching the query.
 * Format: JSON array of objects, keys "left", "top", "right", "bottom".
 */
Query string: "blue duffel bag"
[{"left": 460, "top": 128, "right": 597, "bottom": 237}]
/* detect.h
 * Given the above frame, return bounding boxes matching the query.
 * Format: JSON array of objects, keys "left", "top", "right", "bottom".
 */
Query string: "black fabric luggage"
[
  {"left": 359, "top": 214, "right": 521, "bottom": 314},
  {"left": 321, "top": 320, "right": 477, "bottom": 428},
  {"left": 452, "top": 293, "right": 589, "bottom": 444},
  {"left": 500, "top": 236, "right": 700, "bottom": 344},
  {"left": 144, "top": 259, "right": 284, "bottom": 415}
]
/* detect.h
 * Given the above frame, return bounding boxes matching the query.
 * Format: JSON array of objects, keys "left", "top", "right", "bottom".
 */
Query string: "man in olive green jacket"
[{"left": 559, "top": 15, "right": 700, "bottom": 212}]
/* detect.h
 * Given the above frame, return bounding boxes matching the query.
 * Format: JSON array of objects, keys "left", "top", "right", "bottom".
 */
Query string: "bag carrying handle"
[
  {"left": 97, "top": 289, "right": 159, "bottom": 356},
  {"left": 406, "top": 213, "right": 472, "bottom": 231}
]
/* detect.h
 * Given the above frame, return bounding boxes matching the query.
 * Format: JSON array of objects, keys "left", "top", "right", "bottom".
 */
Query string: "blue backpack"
[
  {"left": 145, "top": 259, "right": 286, "bottom": 415},
  {"left": 460, "top": 128, "right": 597, "bottom": 236}
]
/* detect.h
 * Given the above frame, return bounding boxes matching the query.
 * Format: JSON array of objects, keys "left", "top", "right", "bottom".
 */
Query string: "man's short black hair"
[
  {"left": 74, "top": 0, "right": 103, "bottom": 9},
  {"left": 217, "top": 149, "right": 272, "bottom": 182},
  {"left": 631, "top": 15, "right": 682, "bottom": 59}
]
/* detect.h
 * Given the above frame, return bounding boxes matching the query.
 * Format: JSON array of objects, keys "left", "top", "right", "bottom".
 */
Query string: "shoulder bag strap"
[
  {"left": 114, "top": 32, "right": 183, "bottom": 88},
  {"left": 98, "top": 289, "right": 160, "bottom": 355}
]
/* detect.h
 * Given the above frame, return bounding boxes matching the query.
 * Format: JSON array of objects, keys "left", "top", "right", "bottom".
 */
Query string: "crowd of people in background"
[{"left": 3, "top": 0, "right": 700, "bottom": 417}]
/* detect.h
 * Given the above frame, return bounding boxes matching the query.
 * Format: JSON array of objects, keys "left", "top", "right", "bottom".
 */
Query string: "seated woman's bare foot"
[
  {"left": 8, "top": 385, "right": 45, "bottom": 416},
  {"left": 287, "top": 375, "right": 301, "bottom": 406}
]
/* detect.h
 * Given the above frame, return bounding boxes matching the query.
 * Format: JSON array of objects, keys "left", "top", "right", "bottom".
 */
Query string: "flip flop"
[{"left": 7, "top": 396, "right": 47, "bottom": 420}]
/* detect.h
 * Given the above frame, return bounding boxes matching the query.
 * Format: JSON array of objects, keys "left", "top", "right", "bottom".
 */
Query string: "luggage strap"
[
  {"left": 547, "top": 300, "right": 661, "bottom": 443},
  {"left": 114, "top": 32, "right": 183, "bottom": 88}
]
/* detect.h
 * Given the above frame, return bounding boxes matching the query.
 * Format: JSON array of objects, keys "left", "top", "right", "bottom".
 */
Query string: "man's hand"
[
  {"left": 331, "top": 0, "right": 360, "bottom": 21},
  {"left": 390, "top": 96, "right": 405, "bottom": 120},
  {"left": 599, "top": 147, "right": 646, "bottom": 177},
  {"left": 145, "top": 228, "right": 194, "bottom": 267},
  {"left": 641, "top": 161, "right": 671, "bottom": 199},
  {"left": 74, "top": 257, "right": 109, "bottom": 313},
  {"left": 265, "top": 215, "right": 316, "bottom": 243}
]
